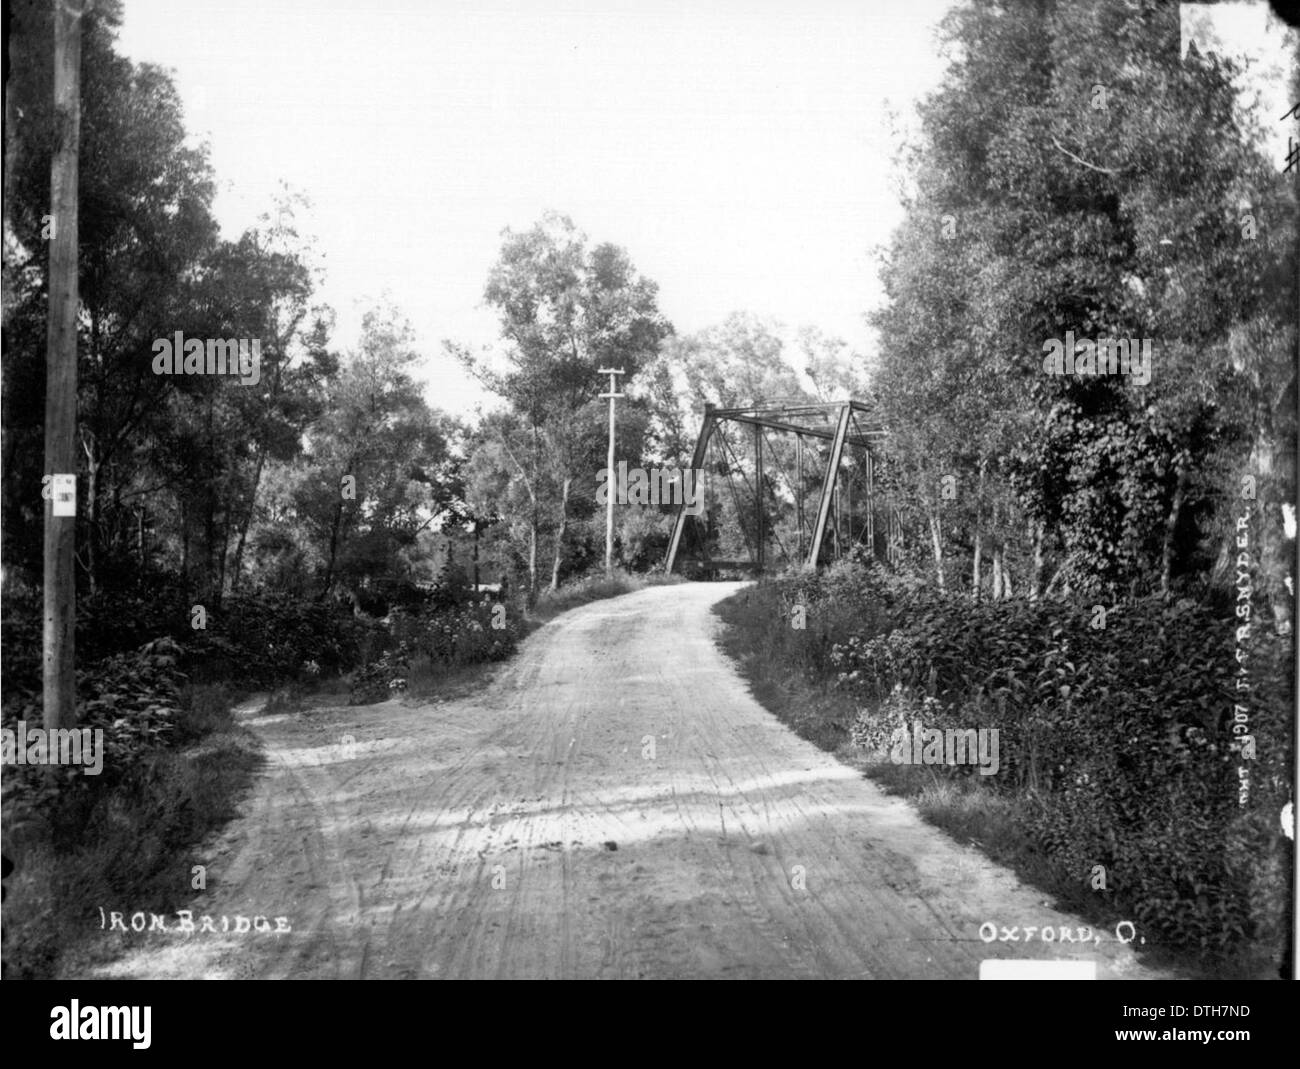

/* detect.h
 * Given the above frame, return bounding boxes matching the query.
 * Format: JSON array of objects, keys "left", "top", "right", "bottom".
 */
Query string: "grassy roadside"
[
  {"left": 3, "top": 683, "right": 264, "bottom": 980},
  {"left": 711, "top": 582, "right": 1271, "bottom": 981}
]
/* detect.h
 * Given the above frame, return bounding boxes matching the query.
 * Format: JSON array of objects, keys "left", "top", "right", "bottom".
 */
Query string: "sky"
[
  {"left": 1181, "top": 1, "right": 1296, "bottom": 156},
  {"left": 114, "top": 0, "right": 956, "bottom": 415},
  {"left": 112, "top": 1, "right": 1295, "bottom": 419}
]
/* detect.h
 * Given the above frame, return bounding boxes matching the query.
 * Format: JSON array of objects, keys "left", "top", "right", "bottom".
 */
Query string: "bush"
[
  {"left": 1, "top": 667, "right": 261, "bottom": 979},
  {"left": 183, "top": 593, "right": 375, "bottom": 683},
  {"left": 348, "top": 596, "right": 524, "bottom": 705},
  {"left": 348, "top": 642, "right": 413, "bottom": 705},
  {"left": 2, "top": 636, "right": 186, "bottom": 790},
  {"left": 753, "top": 566, "right": 1293, "bottom": 961},
  {"left": 173, "top": 682, "right": 235, "bottom": 744},
  {"left": 1, "top": 585, "right": 378, "bottom": 702}
]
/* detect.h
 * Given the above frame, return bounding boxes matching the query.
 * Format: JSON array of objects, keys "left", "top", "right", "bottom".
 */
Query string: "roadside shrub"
[
  {"left": 348, "top": 642, "right": 413, "bottom": 705},
  {"left": 77, "top": 585, "right": 190, "bottom": 663},
  {"left": 348, "top": 596, "right": 524, "bottom": 704},
  {"left": 184, "top": 593, "right": 373, "bottom": 683},
  {"left": 761, "top": 567, "right": 1293, "bottom": 961},
  {"left": 849, "top": 685, "right": 944, "bottom": 757},
  {"left": 424, "top": 600, "right": 520, "bottom": 666},
  {"left": 1, "top": 653, "right": 261, "bottom": 979},
  {"left": 2, "top": 637, "right": 186, "bottom": 788},
  {"left": 173, "top": 682, "right": 234, "bottom": 744},
  {"left": 0, "top": 591, "right": 43, "bottom": 695},
  {"left": 2, "top": 585, "right": 376, "bottom": 702},
  {"left": 77, "top": 637, "right": 186, "bottom": 769}
]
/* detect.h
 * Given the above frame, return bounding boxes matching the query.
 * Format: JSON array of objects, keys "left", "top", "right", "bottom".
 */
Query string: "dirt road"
[{"left": 85, "top": 583, "right": 1174, "bottom": 979}]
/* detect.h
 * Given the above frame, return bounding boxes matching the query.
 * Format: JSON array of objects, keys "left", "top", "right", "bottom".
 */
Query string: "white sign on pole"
[{"left": 52, "top": 473, "right": 76, "bottom": 516}]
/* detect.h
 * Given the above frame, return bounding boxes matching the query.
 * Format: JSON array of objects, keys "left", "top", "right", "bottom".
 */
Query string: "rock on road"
[{"left": 87, "top": 582, "right": 1173, "bottom": 980}]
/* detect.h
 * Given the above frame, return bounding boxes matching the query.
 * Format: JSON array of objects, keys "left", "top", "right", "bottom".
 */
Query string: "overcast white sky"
[
  {"left": 115, "top": 0, "right": 956, "bottom": 414},
  {"left": 114, "top": 1, "right": 1294, "bottom": 418}
]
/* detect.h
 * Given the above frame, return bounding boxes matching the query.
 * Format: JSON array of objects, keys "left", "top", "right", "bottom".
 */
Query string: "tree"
[
  {"left": 252, "top": 305, "right": 462, "bottom": 603},
  {"left": 3, "top": 5, "right": 338, "bottom": 610},
  {"left": 455, "top": 212, "right": 672, "bottom": 599},
  {"left": 872, "top": 0, "right": 1296, "bottom": 605},
  {"left": 5, "top": 0, "right": 217, "bottom": 592}
]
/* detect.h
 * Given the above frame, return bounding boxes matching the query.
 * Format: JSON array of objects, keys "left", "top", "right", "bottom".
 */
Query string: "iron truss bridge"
[{"left": 664, "top": 399, "right": 900, "bottom": 577}]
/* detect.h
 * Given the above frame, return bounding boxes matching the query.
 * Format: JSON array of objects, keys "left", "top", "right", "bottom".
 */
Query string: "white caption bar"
[{"left": 980, "top": 959, "right": 1096, "bottom": 980}]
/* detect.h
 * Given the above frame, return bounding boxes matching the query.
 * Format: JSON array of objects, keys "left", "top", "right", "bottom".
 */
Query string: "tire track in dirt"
[{"left": 81, "top": 583, "right": 1178, "bottom": 980}]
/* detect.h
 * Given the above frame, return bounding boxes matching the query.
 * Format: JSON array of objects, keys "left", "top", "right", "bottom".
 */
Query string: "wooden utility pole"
[
  {"left": 598, "top": 368, "right": 625, "bottom": 578},
  {"left": 43, "top": 0, "right": 86, "bottom": 731},
  {"left": 753, "top": 422, "right": 764, "bottom": 569},
  {"left": 471, "top": 519, "right": 480, "bottom": 591}
]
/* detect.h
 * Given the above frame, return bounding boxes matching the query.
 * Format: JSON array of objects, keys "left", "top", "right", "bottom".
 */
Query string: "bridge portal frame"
[{"left": 663, "top": 399, "right": 889, "bottom": 575}]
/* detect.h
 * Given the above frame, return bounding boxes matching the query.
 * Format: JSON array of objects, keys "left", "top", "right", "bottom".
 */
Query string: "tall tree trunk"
[
  {"left": 527, "top": 519, "right": 538, "bottom": 607},
  {"left": 472, "top": 521, "right": 481, "bottom": 590},
  {"left": 229, "top": 448, "right": 266, "bottom": 595},
  {"left": 928, "top": 508, "right": 946, "bottom": 592},
  {"left": 1029, "top": 520, "right": 1044, "bottom": 602},
  {"left": 180, "top": 498, "right": 190, "bottom": 598},
  {"left": 992, "top": 495, "right": 1013, "bottom": 598},
  {"left": 972, "top": 460, "right": 986, "bottom": 601},
  {"left": 529, "top": 424, "right": 540, "bottom": 606},
  {"left": 320, "top": 496, "right": 346, "bottom": 599},
  {"left": 229, "top": 319, "right": 296, "bottom": 595},
  {"left": 549, "top": 477, "right": 571, "bottom": 592},
  {"left": 500, "top": 433, "right": 540, "bottom": 608},
  {"left": 203, "top": 483, "right": 217, "bottom": 606},
  {"left": 215, "top": 515, "right": 230, "bottom": 603},
  {"left": 1263, "top": 362, "right": 1297, "bottom": 634},
  {"left": 83, "top": 309, "right": 100, "bottom": 594},
  {"left": 319, "top": 448, "right": 362, "bottom": 600},
  {"left": 1159, "top": 469, "right": 1186, "bottom": 599},
  {"left": 137, "top": 506, "right": 146, "bottom": 584},
  {"left": 83, "top": 450, "right": 98, "bottom": 595}
]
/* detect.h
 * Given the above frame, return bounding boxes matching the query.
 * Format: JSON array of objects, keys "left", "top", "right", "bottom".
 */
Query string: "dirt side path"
[{"left": 82, "top": 583, "right": 1175, "bottom": 979}]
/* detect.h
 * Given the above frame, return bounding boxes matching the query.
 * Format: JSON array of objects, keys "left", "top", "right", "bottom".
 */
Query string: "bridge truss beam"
[{"left": 663, "top": 399, "right": 894, "bottom": 576}]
